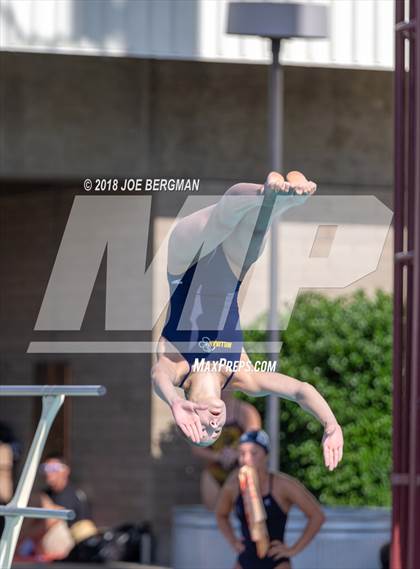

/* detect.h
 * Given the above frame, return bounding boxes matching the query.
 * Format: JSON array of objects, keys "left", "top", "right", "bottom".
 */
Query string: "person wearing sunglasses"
[{"left": 41, "top": 453, "right": 91, "bottom": 527}]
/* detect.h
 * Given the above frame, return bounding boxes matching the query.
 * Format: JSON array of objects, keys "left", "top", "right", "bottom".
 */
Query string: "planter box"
[{"left": 172, "top": 505, "right": 390, "bottom": 569}]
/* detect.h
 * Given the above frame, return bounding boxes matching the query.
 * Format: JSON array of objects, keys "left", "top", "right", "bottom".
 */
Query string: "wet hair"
[
  {"left": 191, "top": 438, "right": 215, "bottom": 447},
  {"left": 177, "top": 426, "right": 219, "bottom": 447}
]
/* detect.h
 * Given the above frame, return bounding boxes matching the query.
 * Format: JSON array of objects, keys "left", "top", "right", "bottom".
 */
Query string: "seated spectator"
[
  {"left": 0, "top": 420, "right": 19, "bottom": 539},
  {"left": 41, "top": 453, "right": 91, "bottom": 527},
  {"left": 17, "top": 492, "right": 75, "bottom": 562},
  {"left": 0, "top": 441, "right": 13, "bottom": 505},
  {"left": 17, "top": 454, "right": 100, "bottom": 563}
]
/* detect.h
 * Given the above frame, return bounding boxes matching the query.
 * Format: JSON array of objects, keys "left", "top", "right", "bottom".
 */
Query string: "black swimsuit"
[
  {"left": 162, "top": 243, "right": 246, "bottom": 388},
  {"left": 162, "top": 190, "right": 280, "bottom": 387},
  {"left": 235, "top": 473, "right": 290, "bottom": 569}
]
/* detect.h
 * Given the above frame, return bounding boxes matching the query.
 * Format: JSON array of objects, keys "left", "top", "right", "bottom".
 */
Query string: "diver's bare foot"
[
  {"left": 261, "top": 171, "right": 291, "bottom": 195},
  {"left": 286, "top": 171, "right": 317, "bottom": 195}
]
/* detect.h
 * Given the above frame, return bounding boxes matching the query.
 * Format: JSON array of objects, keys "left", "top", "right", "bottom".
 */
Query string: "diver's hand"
[
  {"left": 322, "top": 422, "right": 344, "bottom": 471},
  {"left": 171, "top": 399, "right": 208, "bottom": 444}
]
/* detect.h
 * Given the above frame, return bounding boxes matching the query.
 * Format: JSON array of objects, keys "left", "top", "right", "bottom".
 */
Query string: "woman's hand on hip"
[
  {"left": 233, "top": 539, "right": 245, "bottom": 554},
  {"left": 268, "top": 540, "right": 295, "bottom": 560}
]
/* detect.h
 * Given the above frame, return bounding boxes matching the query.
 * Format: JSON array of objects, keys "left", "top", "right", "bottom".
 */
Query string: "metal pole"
[
  {"left": 0, "top": 394, "right": 65, "bottom": 568},
  {"left": 0, "top": 385, "right": 106, "bottom": 396},
  {"left": 0, "top": 506, "right": 75, "bottom": 521},
  {"left": 391, "top": 0, "right": 406, "bottom": 566},
  {"left": 408, "top": 1, "right": 420, "bottom": 566},
  {"left": 266, "top": 38, "right": 282, "bottom": 471}
]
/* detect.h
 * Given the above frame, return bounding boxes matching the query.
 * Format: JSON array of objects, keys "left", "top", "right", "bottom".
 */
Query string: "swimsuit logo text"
[
  {"left": 198, "top": 337, "right": 216, "bottom": 352},
  {"left": 198, "top": 337, "right": 233, "bottom": 352}
]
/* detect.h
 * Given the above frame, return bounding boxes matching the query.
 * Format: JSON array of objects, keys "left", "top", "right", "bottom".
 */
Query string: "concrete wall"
[
  {"left": 0, "top": 52, "right": 393, "bottom": 192},
  {"left": 0, "top": 51, "right": 393, "bottom": 564}
]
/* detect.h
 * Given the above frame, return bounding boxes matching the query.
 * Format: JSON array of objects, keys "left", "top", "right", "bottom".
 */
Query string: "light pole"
[{"left": 227, "top": 2, "right": 328, "bottom": 470}]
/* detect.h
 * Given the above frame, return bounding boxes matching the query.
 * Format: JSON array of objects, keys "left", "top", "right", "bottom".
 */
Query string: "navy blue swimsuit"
[
  {"left": 161, "top": 242, "right": 246, "bottom": 389},
  {"left": 235, "top": 473, "right": 289, "bottom": 569}
]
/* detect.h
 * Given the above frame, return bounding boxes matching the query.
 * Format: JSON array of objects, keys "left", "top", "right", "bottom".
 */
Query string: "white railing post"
[{"left": 0, "top": 385, "right": 105, "bottom": 569}]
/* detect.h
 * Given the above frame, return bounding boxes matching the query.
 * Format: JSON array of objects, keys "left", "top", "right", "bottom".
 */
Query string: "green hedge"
[{"left": 243, "top": 289, "right": 392, "bottom": 507}]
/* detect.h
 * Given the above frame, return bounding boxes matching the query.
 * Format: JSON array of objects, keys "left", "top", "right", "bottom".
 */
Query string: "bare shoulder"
[
  {"left": 272, "top": 471, "right": 324, "bottom": 517},
  {"left": 229, "top": 372, "right": 260, "bottom": 395},
  {"left": 154, "top": 336, "right": 190, "bottom": 386},
  {"left": 272, "top": 471, "right": 303, "bottom": 494}
]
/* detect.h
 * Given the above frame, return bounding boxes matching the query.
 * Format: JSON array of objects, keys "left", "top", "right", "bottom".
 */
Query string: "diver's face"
[
  {"left": 239, "top": 442, "right": 267, "bottom": 469},
  {"left": 195, "top": 397, "right": 226, "bottom": 442}
]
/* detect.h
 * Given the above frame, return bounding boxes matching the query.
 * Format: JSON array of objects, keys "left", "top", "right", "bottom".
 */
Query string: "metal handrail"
[
  {"left": 0, "top": 506, "right": 75, "bottom": 521},
  {"left": 0, "top": 385, "right": 105, "bottom": 569},
  {"left": 0, "top": 385, "right": 105, "bottom": 396}
]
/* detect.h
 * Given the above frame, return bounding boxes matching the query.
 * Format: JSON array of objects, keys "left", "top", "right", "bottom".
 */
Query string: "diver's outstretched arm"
[
  {"left": 234, "top": 371, "right": 343, "bottom": 471},
  {"left": 151, "top": 360, "right": 207, "bottom": 444}
]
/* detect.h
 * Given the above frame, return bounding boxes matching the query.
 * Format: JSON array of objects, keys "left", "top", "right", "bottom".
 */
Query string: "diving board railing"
[{"left": 0, "top": 385, "right": 106, "bottom": 569}]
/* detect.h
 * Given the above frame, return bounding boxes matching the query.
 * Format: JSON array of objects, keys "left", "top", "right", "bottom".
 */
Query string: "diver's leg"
[
  {"left": 169, "top": 183, "right": 263, "bottom": 247},
  {"left": 170, "top": 172, "right": 314, "bottom": 252},
  {"left": 222, "top": 172, "right": 316, "bottom": 273},
  {"left": 168, "top": 181, "right": 269, "bottom": 274},
  {"left": 168, "top": 172, "right": 315, "bottom": 275},
  {"left": 230, "top": 171, "right": 315, "bottom": 231},
  {"left": 212, "top": 174, "right": 299, "bottom": 232}
]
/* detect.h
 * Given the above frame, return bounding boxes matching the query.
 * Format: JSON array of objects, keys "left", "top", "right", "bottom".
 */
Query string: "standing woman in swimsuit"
[
  {"left": 192, "top": 392, "right": 262, "bottom": 510},
  {"left": 216, "top": 430, "right": 325, "bottom": 569},
  {"left": 152, "top": 171, "right": 344, "bottom": 472}
]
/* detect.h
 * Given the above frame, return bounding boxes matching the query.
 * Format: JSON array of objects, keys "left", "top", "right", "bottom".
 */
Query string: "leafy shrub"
[{"left": 243, "top": 289, "right": 392, "bottom": 506}]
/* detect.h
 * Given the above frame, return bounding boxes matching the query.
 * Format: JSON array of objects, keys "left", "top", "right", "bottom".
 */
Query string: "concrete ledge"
[
  {"left": 12, "top": 561, "right": 169, "bottom": 569},
  {"left": 172, "top": 505, "right": 391, "bottom": 569}
]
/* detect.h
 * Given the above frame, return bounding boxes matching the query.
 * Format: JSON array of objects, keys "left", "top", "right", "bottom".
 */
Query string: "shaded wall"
[{"left": 0, "top": 52, "right": 393, "bottom": 192}]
